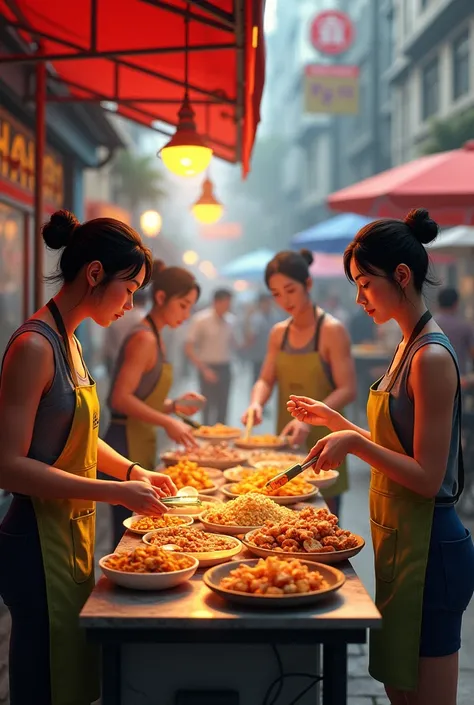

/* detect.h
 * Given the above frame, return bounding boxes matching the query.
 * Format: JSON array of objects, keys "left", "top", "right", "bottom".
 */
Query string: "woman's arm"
[
  {"left": 0, "top": 334, "right": 120, "bottom": 501},
  {"left": 110, "top": 330, "right": 173, "bottom": 430},
  {"left": 313, "top": 345, "right": 458, "bottom": 497}
]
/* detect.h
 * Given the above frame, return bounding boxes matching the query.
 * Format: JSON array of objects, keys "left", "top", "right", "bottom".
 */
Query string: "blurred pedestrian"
[
  {"left": 436, "top": 287, "right": 474, "bottom": 376},
  {"left": 185, "top": 288, "right": 236, "bottom": 426}
]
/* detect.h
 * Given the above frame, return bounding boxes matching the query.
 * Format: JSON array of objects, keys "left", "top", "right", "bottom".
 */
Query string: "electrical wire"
[{"left": 262, "top": 645, "right": 323, "bottom": 705}]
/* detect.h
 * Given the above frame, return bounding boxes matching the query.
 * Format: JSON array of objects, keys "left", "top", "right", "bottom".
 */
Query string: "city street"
[{"left": 1, "top": 365, "right": 473, "bottom": 704}]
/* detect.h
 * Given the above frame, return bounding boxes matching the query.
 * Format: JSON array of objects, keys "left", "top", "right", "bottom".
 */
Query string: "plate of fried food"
[
  {"left": 247, "top": 451, "right": 306, "bottom": 468},
  {"left": 242, "top": 507, "right": 365, "bottom": 564},
  {"left": 199, "top": 493, "right": 296, "bottom": 536},
  {"left": 142, "top": 526, "right": 243, "bottom": 567},
  {"left": 193, "top": 423, "right": 242, "bottom": 444},
  {"left": 221, "top": 467, "right": 318, "bottom": 506},
  {"left": 162, "top": 460, "right": 218, "bottom": 494},
  {"left": 234, "top": 434, "right": 288, "bottom": 451},
  {"left": 123, "top": 514, "right": 194, "bottom": 535},
  {"left": 99, "top": 544, "right": 199, "bottom": 590},
  {"left": 161, "top": 442, "right": 248, "bottom": 470},
  {"left": 222, "top": 466, "right": 258, "bottom": 482},
  {"left": 203, "top": 556, "right": 345, "bottom": 607}
]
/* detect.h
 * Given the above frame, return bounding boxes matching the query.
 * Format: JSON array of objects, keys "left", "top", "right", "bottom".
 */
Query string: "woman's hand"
[
  {"left": 304, "top": 430, "right": 359, "bottom": 473},
  {"left": 287, "top": 395, "right": 344, "bottom": 431},
  {"left": 280, "top": 419, "right": 310, "bottom": 447},
  {"left": 173, "top": 392, "right": 206, "bottom": 417},
  {"left": 113, "top": 481, "right": 169, "bottom": 515},
  {"left": 163, "top": 417, "right": 198, "bottom": 448},
  {"left": 241, "top": 402, "right": 263, "bottom": 427},
  {"left": 132, "top": 466, "right": 177, "bottom": 497}
]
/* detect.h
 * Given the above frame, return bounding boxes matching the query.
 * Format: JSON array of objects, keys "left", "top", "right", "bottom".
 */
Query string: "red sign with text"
[{"left": 310, "top": 10, "right": 354, "bottom": 56}]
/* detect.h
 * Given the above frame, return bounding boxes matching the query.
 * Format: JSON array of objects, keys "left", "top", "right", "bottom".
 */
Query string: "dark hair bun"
[
  {"left": 299, "top": 249, "right": 314, "bottom": 266},
  {"left": 152, "top": 259, "right": 166, "bottom": 276},
  {"left": 42, "top": 210, "right": 79, "bottom": 250},
  {"left": 404, "top": 208, "right": 439, "bottom": 245}
]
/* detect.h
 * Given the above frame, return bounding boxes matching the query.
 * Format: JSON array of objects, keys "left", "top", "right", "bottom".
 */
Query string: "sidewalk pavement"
[{"left": 1, "top": 365, "right": 473, "bottom": 704}]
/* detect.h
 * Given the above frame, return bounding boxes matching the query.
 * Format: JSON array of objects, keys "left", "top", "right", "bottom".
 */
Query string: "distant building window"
[
  {"left": 422, "top": 56, "right": 439, "bottom": 121},
  {"left": 452, "top": 30, "right": 470, "bottom": 101}
]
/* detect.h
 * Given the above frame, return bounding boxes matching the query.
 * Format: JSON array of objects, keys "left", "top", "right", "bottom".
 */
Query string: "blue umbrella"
[
  {"left": 220, "top": 248, "right": 275, "bottom": 281},
  {"left": 291, "top": 213, "right": 373, "bottom": 253}
]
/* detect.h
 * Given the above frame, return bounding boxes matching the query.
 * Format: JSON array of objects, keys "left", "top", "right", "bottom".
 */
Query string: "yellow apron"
[
  {"left": 124, "top": 315, "right": 173, "bottom": 469},
  {"left": 32, "top": 299, "right": 100, "bottom": 705},
  {"left": 276, "top": 310, "right": 348, "bottom": 498},
  {"left": 366, "top": 310, "right": 463, "bottom": 690}
]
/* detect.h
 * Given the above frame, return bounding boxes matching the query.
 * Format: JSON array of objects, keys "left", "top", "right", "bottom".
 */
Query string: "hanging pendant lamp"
[
  {"left": 191, "top": 104, "right": 224, "bottom": 224},
  {"left": 160, "top": 4, "right": 213, "bottom": 177}
]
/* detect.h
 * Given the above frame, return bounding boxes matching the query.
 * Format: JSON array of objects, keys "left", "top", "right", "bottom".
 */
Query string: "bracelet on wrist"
[{"left": 126, "top": 462, "right": 141, "bottom": 481}]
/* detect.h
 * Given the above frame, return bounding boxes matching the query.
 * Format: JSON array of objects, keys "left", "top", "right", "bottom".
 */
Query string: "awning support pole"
[{"left": 34, "top": 51, "right": 46, "bottom": 310}]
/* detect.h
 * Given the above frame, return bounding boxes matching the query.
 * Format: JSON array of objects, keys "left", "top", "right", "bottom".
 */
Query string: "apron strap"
[
  {"left": 385, "top": 310, "right": 432, "bottom": 393},
  {"left": 47, "top": 299, "right": 79, "bottom": 388},
  {"left": 145, "top": 314, "right": 164, "bottom": 357},
  {"left": 314, "top": 311, "right": 325, "bottom": 351}
]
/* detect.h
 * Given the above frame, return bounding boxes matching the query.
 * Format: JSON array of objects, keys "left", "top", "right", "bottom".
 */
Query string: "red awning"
[
  {"left": 0, "top": 0, "right": 265, "bottom": 176},
  {"left": 328, "top": 141, "right": 474, "bottom": 226}
]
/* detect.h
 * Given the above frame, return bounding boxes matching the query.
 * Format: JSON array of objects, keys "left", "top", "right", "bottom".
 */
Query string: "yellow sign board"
[{"left": 304, "top": 65, "right": 359, "bottom": 115}]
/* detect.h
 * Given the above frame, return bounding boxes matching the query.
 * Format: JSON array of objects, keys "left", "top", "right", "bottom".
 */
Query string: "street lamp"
[
  {"left": 191, "top": 176, "right": 224, "bottom": 225},
  {"left": 140, "top": 210, "right": 162, "bottom": 237}
]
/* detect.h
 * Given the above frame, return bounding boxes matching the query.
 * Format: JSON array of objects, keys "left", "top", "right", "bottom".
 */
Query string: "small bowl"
[
  {"left": 99, "top": 554, "right": 199, "bottom": 590},
  {"left": 123, "top": 514, "right": 194, "bottom": 535}
]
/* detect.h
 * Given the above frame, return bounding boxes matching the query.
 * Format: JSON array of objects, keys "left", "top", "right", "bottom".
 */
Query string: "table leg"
[
  {"left": 322, "top": 643, "right": 347, "bottom": 705},
  {"left": 101, "top": 643, "right": 122, "bottom": 705}
]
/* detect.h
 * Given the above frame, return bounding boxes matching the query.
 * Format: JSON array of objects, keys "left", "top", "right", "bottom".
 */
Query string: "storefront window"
[{"left": 0, "top": 203, "right": 24, "bottom": 356}]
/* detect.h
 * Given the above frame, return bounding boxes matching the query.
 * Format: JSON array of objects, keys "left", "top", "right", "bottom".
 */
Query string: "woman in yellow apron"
[
  {"left": 0, "top": 210, "right": 176, "bottom": 705},
  {"left": 104, "top": 259, "right": 203, "bottom": 546},
  {"left": 288, "top": 209, "right": 474, "bottom": 704},
  {"left": 242, "top": 249, "right": 357, "bottom": 514}
]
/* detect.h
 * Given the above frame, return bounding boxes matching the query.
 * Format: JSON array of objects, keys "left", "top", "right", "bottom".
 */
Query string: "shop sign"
[
  {"left": 304, "top": 65, "right": 359, "bottom": 115},
  {"left": 0, "top": 107, "right": 64, "bottom": 209},
  {"left": 310, "top": 10, "right": 354, "bottom": 56}
]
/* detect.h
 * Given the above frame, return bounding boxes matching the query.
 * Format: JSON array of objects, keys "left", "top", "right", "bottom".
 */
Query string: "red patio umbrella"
[{"left": 327, "top": 141, "right": 474, "bottom": 226}]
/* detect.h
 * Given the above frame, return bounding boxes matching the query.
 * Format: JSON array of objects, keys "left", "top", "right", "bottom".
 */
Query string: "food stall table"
[{"left": 82, "top": 496, "right": 381, "bottom": 705}]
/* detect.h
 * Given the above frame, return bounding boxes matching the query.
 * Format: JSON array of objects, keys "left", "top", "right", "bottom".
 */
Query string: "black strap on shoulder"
[
  {"left": 47, "top": 298, "right": 78, "bottom": 387},
  {"left": 280, "top": 320, "right": 291, "bottom": 350},
  {"left": 145, "top": 314, "right": 164, "bottom": 355},
  {"left": 385, "top": 310, "right": 432, "bottom": 393},
  {"left": 314, "top": 310, "right": 325, "bottom": 351}
]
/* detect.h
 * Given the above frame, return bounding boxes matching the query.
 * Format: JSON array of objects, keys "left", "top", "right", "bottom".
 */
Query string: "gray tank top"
[
  {"left": 377, "top": 332, "right": 460, "bottom": 502},
  {"left": 1, "top": 320, "right": 90, "bottom": 466},
  {"left": 108, "top": 320, "right": 164, "bottom": 416},
  {"left": 281, "top": 311, "right": 334, "bottom": 386}
]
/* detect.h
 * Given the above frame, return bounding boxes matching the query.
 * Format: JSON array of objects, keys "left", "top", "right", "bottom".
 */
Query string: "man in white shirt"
[{"left": 185, "top": 288, "right": 235, "bottom": 425}]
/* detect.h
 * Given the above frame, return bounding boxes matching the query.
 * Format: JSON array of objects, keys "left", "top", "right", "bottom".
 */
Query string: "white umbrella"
[{"left": 429, "top": 226, "right": 474, "bottom": 250}]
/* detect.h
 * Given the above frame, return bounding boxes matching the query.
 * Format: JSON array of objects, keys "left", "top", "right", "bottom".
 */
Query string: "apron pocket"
[
  {"left": 70, "top": 509, "right": 95, "bottom": 584},
  {"left": 440, "top": 530, "right": 474, "bottom": 612},
  {"left": 370, "top": 518, "right": 398, "bottom": 583}
]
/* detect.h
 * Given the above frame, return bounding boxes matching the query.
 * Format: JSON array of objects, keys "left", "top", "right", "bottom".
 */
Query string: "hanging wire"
[{"left": 184, "top": 2, "right": 190, "bottom": 99}]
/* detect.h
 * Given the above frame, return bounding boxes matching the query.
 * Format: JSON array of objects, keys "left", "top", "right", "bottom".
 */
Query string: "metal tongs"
[
  {"left": 265, "top": 454, "right": 321, "bottom": 492},
  {"left": 161, "top": 496, "right": 202, "bottom": 507},
  {"left": 174, "top": 411, "right": 201, "bottom": 430}
]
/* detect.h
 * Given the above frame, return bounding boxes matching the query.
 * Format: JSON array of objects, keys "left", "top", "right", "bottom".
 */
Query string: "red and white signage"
[{"left": 310, "top": 10, "right": 354, "bottom": 56}]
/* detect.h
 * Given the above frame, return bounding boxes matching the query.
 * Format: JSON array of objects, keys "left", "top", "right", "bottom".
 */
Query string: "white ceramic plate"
[
  {"left": 302, "top": 469, "right": 340, "bottom": 490},
  {"left": 203, "top": 559, "right": 345, "bottom": 607},
  {"left": 193, "top": 429, "right": 242, "bottom": 445},
  {"left": 247, "top": 452, "right": 306, "bottom": 468},
  {"left": 123, "top": 514, "right": 194, "bottom": 535},
  {"left": 99, "top": 554, "right": 199, "bottom": 590},
  {"left": 199, "top": 513, "right": 262, "bottom": 537},
  {"left": 220, "top": 483, "right": 319, "bottom": 506},
  {"left": 142, "top": 531, "right": 243, "bottom": 567},
  {"left": 242, "top": 529, "right": 365, "bottom": 565}
]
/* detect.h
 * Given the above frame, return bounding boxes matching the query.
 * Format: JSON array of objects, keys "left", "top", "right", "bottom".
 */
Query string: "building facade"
[{"left": 390, "top": 0, "right": 474, "bottom": 164}]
